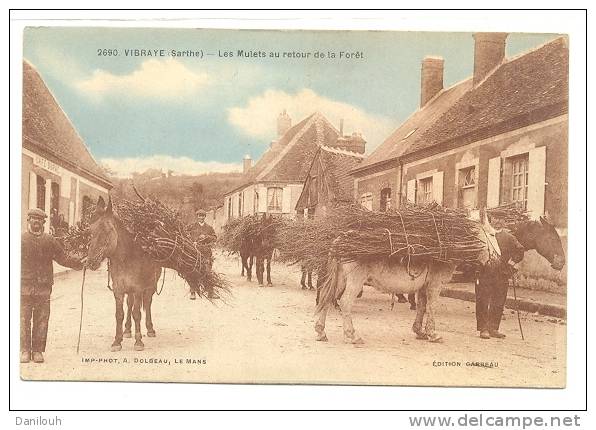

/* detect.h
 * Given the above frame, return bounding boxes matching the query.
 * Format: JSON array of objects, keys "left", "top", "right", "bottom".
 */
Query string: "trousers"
[
  {"left": 21, "top": 294, "right": 51, "bottom": 352},
  {"left": 475, "top": 272, "right": 508, "bottom": 332}
]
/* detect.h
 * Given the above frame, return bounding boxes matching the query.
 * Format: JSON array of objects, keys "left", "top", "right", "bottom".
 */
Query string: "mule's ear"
[
  {"left": 106, "top": 196, "right": 113, "bottom": 214},
  {"left": 97, "top": 196, "right": 106, "bottom": 211}
]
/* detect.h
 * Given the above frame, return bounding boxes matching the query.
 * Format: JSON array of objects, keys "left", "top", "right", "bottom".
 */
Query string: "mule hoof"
[
  {"left": 267, "top": 283, "right": 273, "bottom": 288},
  {"left": 110, "top": 344, "right": 122, "bottom": 352},
  {"left": 134, "top": 343, "right": 144, "bottom": 351},
  {"left": 415, "top": 333, "right": 429, "bottom": 340},
  {"left": 352, "top": 337, "right": 365, "bottom": 345},
  {"left": 258, "top": 284, "right": 264, "bottom": 288},
  {"left": 123, "top": 331, "right": 132, "bottom": 338},
  {"left": 428, "top": 334, "right": 443, "bottom": 343},
  {"left": 315, "top": 333, "right": 328, "bottom": 342},
  {"left": 147, "top": 331, "right": 156, "bottom": 338}
]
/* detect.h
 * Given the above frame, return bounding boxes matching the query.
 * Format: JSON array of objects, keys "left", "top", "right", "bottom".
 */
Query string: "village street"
[{"left": 20, "top": 253, "right": 565, "bottom": 388}]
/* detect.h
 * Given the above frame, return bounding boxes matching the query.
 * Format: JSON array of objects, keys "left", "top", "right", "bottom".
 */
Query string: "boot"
[
  {"left": 489, "top": 330, "right": 506, "bottom": 339},
  {"left": 479, "top": 330, "right": 491, "bottom": 339},
  {"left": 32, "top": 352, "right": 44, "bottom": 363},
  {"left": 20, "top": 351, "right": 30, "bottom": 363},
  {"left": 190, "top": 291, "right": 196, "bottom": 300}
]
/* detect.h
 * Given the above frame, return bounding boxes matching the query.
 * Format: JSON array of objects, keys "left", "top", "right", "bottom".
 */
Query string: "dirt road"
[{"left": 21, "top": 253, "right": 566, "bottom": 387}]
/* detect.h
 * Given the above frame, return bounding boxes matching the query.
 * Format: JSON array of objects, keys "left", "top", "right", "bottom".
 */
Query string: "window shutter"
[
  {"left": 432, "top": 172, "right": 444, "bottom": 205},
  {"left": 527, "top": 146, "right": 546, "bottom": 217},
  {"left": 487, "top": 157, "right": 501, "bottom": 208},
  {"left": 406, "top": 179, "right": 416, "bottom": 203},
  {"left": 282, "top": 187, "right": 292, "bottom": 213}
]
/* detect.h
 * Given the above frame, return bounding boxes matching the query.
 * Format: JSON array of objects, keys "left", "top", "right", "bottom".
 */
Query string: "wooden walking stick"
[
  {"left": 77, "top": 267, "right": 87, "bottom": 354},
  {"left": 511, "top": 270, "right": 525, "bottom": 340}
]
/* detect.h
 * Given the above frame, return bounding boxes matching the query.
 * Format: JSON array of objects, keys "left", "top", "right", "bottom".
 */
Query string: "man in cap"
[
  {"left": 187, "top": 208, "right": 218, "bottom": 300},
  {"left": 21, "top": 208, "right": 85, "bottom": 363}
]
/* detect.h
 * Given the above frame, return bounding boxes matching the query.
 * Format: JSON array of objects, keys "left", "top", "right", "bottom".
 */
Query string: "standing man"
[
  {"left": 475, "top": 230, "right": 525, "bottom": 339},
  {"left": 187, "top": 208, "right": 218, "bottom": 300},
  {"left": 21, "top": 208, "right": 85, "bottom": 363}
]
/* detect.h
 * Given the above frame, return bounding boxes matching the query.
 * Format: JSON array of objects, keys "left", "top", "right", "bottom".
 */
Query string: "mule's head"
[
  {"left": 536, "top": 217, "right": 565, "bottom": 270},
  {"left": 87, "top": 196, "right": 118, "bottom": 270}
]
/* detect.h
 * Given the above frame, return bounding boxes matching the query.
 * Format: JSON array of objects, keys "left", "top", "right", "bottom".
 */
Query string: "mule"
[
  {"left": 87, "top": 196, "right": 161, "bottom": 352},
  {"left": 240, "top": 237, "right": 255, "bottom": 281},
  {"left": 254, "top": 214, "right": 276, "bottom": 287},
  {"left": 315, "top": 257, "right": 456, "bottom": 344},
  {"left": 509, "top": 216, "right": 565, "bottom": 270}
]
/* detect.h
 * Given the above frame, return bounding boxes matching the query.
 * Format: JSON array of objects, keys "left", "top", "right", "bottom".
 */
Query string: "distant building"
[
  {"left": 295, "top": 145, "right": 364, "bottom": 218},
  {"left": 221, "top": 111, "right": 365, "bottom": 224},
  {"left": 21, "top": 60, "right": 112, "bottom": 233}
]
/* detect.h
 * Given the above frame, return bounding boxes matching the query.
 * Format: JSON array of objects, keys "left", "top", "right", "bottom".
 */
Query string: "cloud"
[
  {"left": 101, "top": 155, "right": 241, "bottom": 178},
  {"left": 227, "top": 88, "right": 394, "bottom": 151},
  {"left": 75, "top": 58, "right": 211, "bottom": 101}
]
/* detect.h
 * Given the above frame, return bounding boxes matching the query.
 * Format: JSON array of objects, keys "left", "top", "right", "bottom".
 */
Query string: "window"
[
  {"left": 458, "top": 166, "right": 477, "bottom": 209},
  {"left": 238, "top": 192, "right": 243, "bottom": 217},
  {"left": 380, "top": 188, "right": 392, "bottom": 212},
  {"left": 227, "top": 197, "right": 232, "bottom": 218},
  {"left": 511, "top": 154, "right": 529, "bottom": 210},
  {"left": 417, "top": 177, "right": 433, "bottom": 204},
  {"left": 360, "top": 192, "right": 373, "bottom": 211},
  {"left": 267, "top": 187, "right": 283, "bottom": 212},
  {"left": 254, "top": 191, "right": 259, "bottom": 214}
]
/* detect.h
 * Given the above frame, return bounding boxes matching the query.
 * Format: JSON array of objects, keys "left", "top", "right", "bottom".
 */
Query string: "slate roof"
[
  {"left": 403, "top": 37, "right": 568, "bottom": 159},
  {"left": 352, "top": 78, "right": 473, "bottom": 174},
  {"left": 22, "top": 60, "right": 112, "bottom": 187},
  {"left": 226, "top": 112, "right": 341, "bottom": 194}
]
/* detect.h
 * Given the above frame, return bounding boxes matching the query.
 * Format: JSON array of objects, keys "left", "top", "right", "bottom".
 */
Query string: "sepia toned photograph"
[{"left": 19, "top": 26, "right": 568, "bottom": 388}]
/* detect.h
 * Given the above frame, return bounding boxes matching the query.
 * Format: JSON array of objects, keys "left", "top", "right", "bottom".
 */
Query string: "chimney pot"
[
  {"left": 339, "top": 119, "right": 344, "bottom": 136},
  {"left": 420, "top": 56, "right": 444, "bottom": 108},
  {"left": 243, "top": 154, "right": 252, "bottom": 174},
  {"left": 473, "top": 32, "right": 508, "bottom": 85},
  {"left": 277, "top": 110, "right": 292, "bottom": 137}
]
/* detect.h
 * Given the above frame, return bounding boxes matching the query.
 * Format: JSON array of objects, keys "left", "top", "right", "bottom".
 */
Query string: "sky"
[{"left": 23, "top": 27, "right": 558, "bottom": 177}]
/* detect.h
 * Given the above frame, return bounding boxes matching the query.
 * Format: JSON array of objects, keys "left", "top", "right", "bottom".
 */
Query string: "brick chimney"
[
  {"left": 277, "top": 109, "right": 292, "bottom": 137},
  {"left": 333, "top": 132, "right": 366, "bottom": 154},
  {"left": 243, "top": 154, "right": 252, "bottom": 174},
  {"left": 420, "top": 56, "right": 444, "bottom": 108},
  {"left": 473, "top": 33, "right": 508, "bottom": 85}
]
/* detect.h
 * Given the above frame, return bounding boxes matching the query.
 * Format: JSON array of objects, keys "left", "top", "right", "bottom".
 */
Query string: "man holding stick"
[
  {"left": 187, "top": 208, "right": 218, "bottom": 300},
  {"left": 21, "top": 208, "right": 85, "bottom": 363},
  {"left": 475, "top": 230, "right": 525, "bottom": 339}
]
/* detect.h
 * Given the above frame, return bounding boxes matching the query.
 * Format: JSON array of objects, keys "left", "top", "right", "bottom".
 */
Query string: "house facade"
[
  {"left": 352, "top": 34, "right": 568, "bottom": 235},
  {"left": 221, "top": 111, "right": 365, "bottom": 225},
  {"left": 21, "top": 60, "right": 112, "bottom": 233},
  {"left": 295, "top": 145, "right": 364, "bottom": 219}
]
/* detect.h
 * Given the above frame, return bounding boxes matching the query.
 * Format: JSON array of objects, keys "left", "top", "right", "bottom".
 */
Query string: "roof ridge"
[{"left": 320, "top": 145, "right": 365, "bottom": 158}]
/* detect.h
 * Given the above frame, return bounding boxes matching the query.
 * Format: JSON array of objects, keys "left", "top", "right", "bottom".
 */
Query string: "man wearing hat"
[
  {"left": 21, "top": 208, "right": 85, "bottom": 363},
  {"left": 187, "top": 208, "right": 218, "bottom": 300}
]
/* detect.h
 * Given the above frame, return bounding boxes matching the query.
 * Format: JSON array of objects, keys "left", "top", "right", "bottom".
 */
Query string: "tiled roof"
[
  {"left": 353, "top": 78, "right": 472, "bottom": 173},
  {"left": 226, "top": 112, "right": 341, "bottom": 194},
  {"left": 404, "top": 37, "right": 568, "bottom": 158},
  {"left": 318, "top": 146, "right": 363, "bottom": 201},
  {"left": 22, "top": 60, "right": 112, "bottom": 187}
]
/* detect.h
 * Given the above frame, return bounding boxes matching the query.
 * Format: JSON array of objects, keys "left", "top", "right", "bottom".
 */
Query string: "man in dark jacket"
[
  {"left": 475, "top": 230, "right": 525, "bottom": 339},
  {"left": 21, "top": 208, "right": 85, "bottom": 363},
  {"left": 187, "top": 209, "right": 218, "bottom": 300}
]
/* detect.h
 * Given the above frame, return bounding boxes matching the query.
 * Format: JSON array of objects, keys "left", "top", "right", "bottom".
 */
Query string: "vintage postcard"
[{"left": 20, "top": 26, "right": 568, "bottom": 387}]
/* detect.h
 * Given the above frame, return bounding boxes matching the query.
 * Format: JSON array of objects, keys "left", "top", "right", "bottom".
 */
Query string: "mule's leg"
[
  {"left": 412, "top": 287, "right": 428, "bottom": 339},
  {"left": 408, "top": 293, "right": 417, "bottom": 310},
  {"left": 256, "top": 257, "right": 264, "bottom": 286},
  {"left": 112, "top": 292, "right": 125, "bottom": 351},
  {"left": 132, "top": 291, "right": 144, "bottom": 351},
  {"left": 424, "top": 281, "right": 443, "bottom": 343},
  {"left": 241, "top": 255, "right": 246, "bottom": 277},
  {"left": 397, "top": 293, "right": 408, "bottom": 303},
  {"left": 314, "top": 304, "right": 329, "bottom": 342},
  {"left": 266, "top": 257, "right": 272, "bottom": 287},
  {"left": 339, "top": 272, "right": 365, "bottom": 345},
  {"left": 300, "top": 267, "right": 307, "bottom": 289},
  {"left": 145, "top": 289, "right": 156, "bottom": 337},
  {"left": 307, "top": 270, "right": 314, "bottom": 290},
  {"left": 247, "top": 256, "right": 253, "bottom": 282},
  {"left": 123, "top": 293, "right": 133, "bottom": 338}
]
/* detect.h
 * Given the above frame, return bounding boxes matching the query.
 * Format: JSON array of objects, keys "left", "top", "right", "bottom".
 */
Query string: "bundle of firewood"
[
  {"left": 58, "top": 206, "right": 95, "bottom": 258},
  {"left": 219, "top": 214, "right": 278, "bottom": 254},
  {"left": 113, "top": 197, "right": 228, "bottom": 297},
  {"left": 486, "top": 203, "right": 530, "bottom": 229},
  {"left": 277, "top": 204, "right": 487, "bottom": 267}
]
